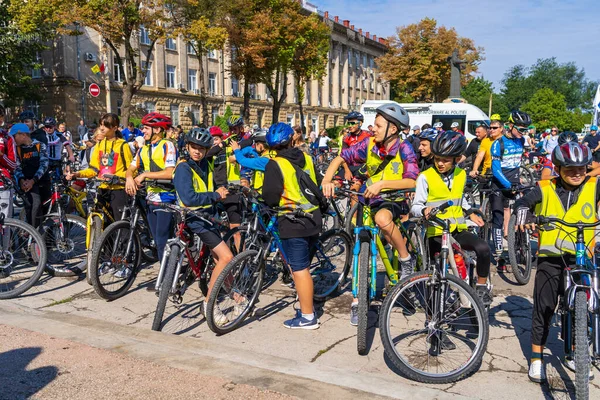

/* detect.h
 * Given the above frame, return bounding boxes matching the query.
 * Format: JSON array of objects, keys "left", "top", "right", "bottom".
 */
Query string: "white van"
[{"left": 360, "top": 100, "right": 490, "bottom": 141}]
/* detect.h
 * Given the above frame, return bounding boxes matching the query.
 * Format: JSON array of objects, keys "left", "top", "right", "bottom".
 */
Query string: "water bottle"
[{"left": 453, "top": 251, "right": 467, "bottom": 280}]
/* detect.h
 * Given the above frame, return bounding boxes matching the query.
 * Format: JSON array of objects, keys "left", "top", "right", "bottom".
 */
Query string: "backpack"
[{"left": 290, "top": 163, "right": 330, "bottom": 213}]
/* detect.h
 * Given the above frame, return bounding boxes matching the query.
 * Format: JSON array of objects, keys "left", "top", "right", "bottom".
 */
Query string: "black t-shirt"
[
  {"left": 464, "top": 138, "right": 481, "bottom": 160},
  {"left": 583, "top": 134, "right": 600, "bottom": 151}
]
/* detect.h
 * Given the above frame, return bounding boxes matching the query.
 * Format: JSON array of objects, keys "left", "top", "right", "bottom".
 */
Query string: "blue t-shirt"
[
  {"left": 122, "top": 127, "right": 142, "bottom": 141},
  {"left": 491, "top": 135, "right": 525, "bottom": 189}
]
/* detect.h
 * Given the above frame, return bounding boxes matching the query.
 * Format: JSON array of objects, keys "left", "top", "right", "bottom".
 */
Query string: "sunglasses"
[
  {"left": 551, "top": 129, "right": 558, "bottom": 132},
  {"left": 347, "top": 121, "right": 360, "bottom": 126},
  {"left": 489, "top": 126, "right": 501, "bottom": 130},
  {"left": 44, "top": 125, "right": 55, "bottom": 129},
  {"left": 514, "top": 126, "right": 528, "bottom": 133}
]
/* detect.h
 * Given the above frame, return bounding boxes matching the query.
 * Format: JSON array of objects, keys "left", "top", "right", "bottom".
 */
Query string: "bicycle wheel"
[
  {"left": 206, "top": 249, "right": 264, "bottom": 335},
  {"left": 379, "top": 272, "right": 489, "bottom": 383},
  {"left": 138, "top": 218, "right": 158, "bottom": 264},
  {"left": 519, "top": 167, "right": 535, "bottom": 186},
  {"left": 344, "top": 202, "right": 360, "bottom": 236},
  {"left": 316, "top": 163, "right": 329, "bottom": 180},
  {"left": 311, "top": 229, "right": 352, "bottom": 301},
  {"left": 357, "top": 241, "right": 370, "bottom": 355},
  {"left": 478, "top": 198, "right": 491, "bottom": 244},
  {"left": 152, "top": 244, "right": 180, "bottom": 332},
  {"left": 405, "top": 222, "right": 427, "bottom": 271},
  {"left": 42, "top": 214, "right": 87, "bottom": 277},
  {"left": 86, "top": 215, "right": 102, "bottom": 284},
  {"left": 574, "top": 290, "right": 590, "bottom": 400},
  {"left": 321, "top": 208, "right": 341, "bottom": 233},
  {"left": 89, "top": 221, "right": 142, "bottom": 300},
  {"left": 0, "top": 218, "right": 47, "bottom": 299},
  {"left": 507, "top": 215, "right": 532, "bottom": 285}
]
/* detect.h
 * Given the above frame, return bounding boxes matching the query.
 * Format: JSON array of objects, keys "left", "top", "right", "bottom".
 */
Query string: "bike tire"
[
  {"left": 0, "top": 218, "right": 47, "bottom": 299},
  {"left": 344, "top": 202, "right": 360, "bottom": 236},
  {"left": 198, "top": 228, "right": 240, "bottom": 296},
  {"left": 86, "top": 215, "right": 102, "bottom": 284},
  {"left": 206, "top": 249, "right": 264, "bottom": 335},
  {"left": 311, "top": 229, "right": 352, "bottom": 301},
  {"left": 138, "top": 218, "right": 158, "bottom": 264},
  {"left": 574, "top": 290, "right": 590, "bottom": 400},
  {"left": 151, "top": 244, "right": 180, "bottom": 332},
  {"left": 507, "top": 215, "right": 532, "bottom": 285},
  {"left": 405, "top": 223, "right": 427, "bottom": 271},
  {"left": 42, "top": 214, "right": 87, "bottom": 277},
  {"left": 89, "top": 221, "right": 142, "bottom": 301},
  {"left": 357, "top": 241, "right": 370, "bottom": 355}
]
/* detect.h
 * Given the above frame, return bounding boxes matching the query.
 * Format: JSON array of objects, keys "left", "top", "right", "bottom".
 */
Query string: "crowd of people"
[{"left": 0, "top": 101, "right": 598, "bottom": 384}]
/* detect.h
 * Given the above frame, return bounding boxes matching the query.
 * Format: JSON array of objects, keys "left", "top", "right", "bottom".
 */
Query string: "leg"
[
  {"left": 27, "top": 185, "right": 43, "bottom": 228},
  {"left": 147, "top": 204, "right": 174, "bottom": 263},
  {"left": 206, "top": 240, "right": 234, "bottom": 300},
  {"left": 373, "top": 206, "right": 412, "bottom": 279},
  {"left": 454, "top": 230, "right": 491, "bottom": 284},
  {"left": 109, "top": 189, "right": 129, "bottom": 221},
  {"left": 490, "top": 191, "right": 505, "bottom": 258}
]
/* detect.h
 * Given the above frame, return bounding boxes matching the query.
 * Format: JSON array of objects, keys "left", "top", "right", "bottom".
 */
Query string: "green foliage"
[
  {"left": 213, "top": 105, "right": 233, "bottom": 133},
  {"left": 522, "top": 88, "right": 591, "bottom": 132},
  {"left": 460, "top": 77, "right": 510, "bottom": 119},
  {"left": 129, "top": 117, "right": 142, "bottom": 128}
]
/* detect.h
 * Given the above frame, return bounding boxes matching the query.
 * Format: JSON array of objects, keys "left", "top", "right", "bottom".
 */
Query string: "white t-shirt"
[{"left": 318, "top": 136, "right": 331, "bottom": 148}]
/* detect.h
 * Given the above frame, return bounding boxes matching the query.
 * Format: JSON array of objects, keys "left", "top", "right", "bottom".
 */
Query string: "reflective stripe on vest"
[
  {"left": 423, "top": 167, "right": 467, "bottom": 237},
  {"left": 273, "top": 156, "right": 318, "bottom": 215},
  {"left": 140, "top": 139, "right": 173, "bottom": 196},
  {"left": 535, "top": 177, "right": 598, "bottom": 256},
  {"left": 173, "top": 161, "right": 214, "bottom": 210},
  {"left": 365, "top": 137, "right": 403, "bottom": 187},
  {"left": 253, "top": 150, "right": 278, "bottom": 193},
  {"left": 226, "top": 147, "right": 241, "bottom": 184}
]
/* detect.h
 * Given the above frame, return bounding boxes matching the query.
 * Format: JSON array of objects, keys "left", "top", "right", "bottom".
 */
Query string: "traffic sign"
[{"left": 89, "top": 83, "right": 100, "bottom": 97}]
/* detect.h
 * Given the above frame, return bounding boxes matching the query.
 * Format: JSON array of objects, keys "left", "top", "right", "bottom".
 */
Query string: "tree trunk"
[
  {"left": 271, "top": 71, "right": 288, "bottom": 123},
  {"left": 197, "top": 53, "right": 210, "bottom": 126},
  {"left": 243, "top": 79, "right": 250, "bottom": 122},
  {"left": 298, "top": 98, "right": 305, "bottom": 134},
  {"left": 121, "top": 83, "right": 134, "bottom": 127}
]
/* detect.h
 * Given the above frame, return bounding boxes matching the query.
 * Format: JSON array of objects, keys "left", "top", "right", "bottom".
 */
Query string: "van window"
[
  {"left": 432, "top": 115, "right": 466, "bottom": 132},
  {"left": 467, "top": 120, "right": 490, "bottom": 136}
]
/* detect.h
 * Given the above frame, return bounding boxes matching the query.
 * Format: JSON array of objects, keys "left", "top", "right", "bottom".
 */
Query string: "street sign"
[{"left": 89, "top": 83, "right": 100, "bottom": 97}]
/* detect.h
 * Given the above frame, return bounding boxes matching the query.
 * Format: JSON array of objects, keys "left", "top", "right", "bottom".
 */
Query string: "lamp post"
[{"left": 75, "top": 22, "right": 86, "bottom": 123}]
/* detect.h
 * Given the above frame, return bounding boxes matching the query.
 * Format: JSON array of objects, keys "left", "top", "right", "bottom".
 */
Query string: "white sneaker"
[
  {"left": 563, "top": 357, "right": 595, "bottom": 380},
  {"left": 203, "top": 302, "right": 228, "bottom": 326},
  {"left": 528, "top": 360, "right": 546, "bottom": 383}
]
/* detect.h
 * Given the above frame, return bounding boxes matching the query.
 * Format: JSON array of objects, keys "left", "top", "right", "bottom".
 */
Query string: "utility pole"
[
  {"left": 75, "top": 22, "right": 86, "bottom": 124},
  {"left": 100, "top": 34, "right": 112, "bottom": 112},
  {"left": 488, "top": 92, "right": 493, "bottom": 117}
]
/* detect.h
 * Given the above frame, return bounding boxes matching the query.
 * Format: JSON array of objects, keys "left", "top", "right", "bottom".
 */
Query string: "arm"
[
  {"left": 206, "top": 144, "right": 223, "bottom": 158},
  {"left": 491, "top": 139, "right": 511, "bottom": 189},
  {"left": 410, "top": 174, "right": 429, "bottom": 217},
  {"left": 470, "top": 149, "right": 486, "bottom": 176},
  {"left": 74, "top": 144, "right": 101, "bottom": 178},
  {"left": 33, "top": 143, "right": 49, "bottom": 182},
  {"left": 233, "top": 148, "right": 269, "bottom": 172},
  {"left": 173, "top": 163, "right": 221, "bottom": 207},
  {"left": 513, "top": 186, "right": 542, "bottom": 212},
  {"left": 136, "top": 142, "right": 177, "bottom": 181}
]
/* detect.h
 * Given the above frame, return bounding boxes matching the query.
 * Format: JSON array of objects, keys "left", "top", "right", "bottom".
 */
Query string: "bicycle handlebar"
[
  {"left": 536, "top": 216, "right": 600, "bottom": 230},
  {"left": 148, "top": 201, "right": 225, "bottom": 226}
]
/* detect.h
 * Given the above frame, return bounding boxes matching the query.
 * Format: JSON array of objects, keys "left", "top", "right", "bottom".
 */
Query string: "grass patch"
[{"left": 43, "top": 296, "right": 75, "bottom": 308}]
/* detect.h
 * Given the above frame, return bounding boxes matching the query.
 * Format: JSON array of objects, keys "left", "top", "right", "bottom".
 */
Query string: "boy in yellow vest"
[
  {"left": 411, "top": 131, "right": 491, "bottom": 304},
  {"left": 262, "top": 123, "right": 322, "bottom": 329},
  {"left": 514, "top": 141, "right": 596, "bottom": 383},
  {"left": 172, "top": 128, "right": 232, "bottom": 323},
  {"left": 322, "top": 103, "right": 419, "bottom": 326},
  {"left": 125, "top": 112, "right": 177, "bottom": 264}
]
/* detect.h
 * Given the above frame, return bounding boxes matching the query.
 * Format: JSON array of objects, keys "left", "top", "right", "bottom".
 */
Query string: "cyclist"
[
  {"left": 322, "top": 103, "right": 418, "bottom": 325},
  {"left": 66, "top": 113, "right": 133, "bottom": 223},
  {"left": 539, "top": 131, "right": 580, "bottom": 180},
  {"left": 292, "top": 125, "right": 311, "bottom": 155},
  {"left": 262, "top": 123, "right": 322, "bottom": 329},
  {"left": 433, "top": 121, "right": 444, "bottom": 134},
  {"left": 514, "top": 141, "right": 596, "bottom": 383},
  {"left": 417, "top": 128, "right": 439, "bottom": 171},
  {"left": 411, "top": 131, "right": 491, "bottom": 304},
  {"left": 0, "top": 122, "right": 17, "bottom": 218},
  {"left": 341, "top": 112, "right": 371, "bottom": 149},
  {"left": 125, "top": 112, "right": 177, "bottom": 263},
  {"left": 11, "top": 123, "right": 49, "bottom": 228},
  {"left": 230, "top": 129, "right": 275, "bottom": 193},
  {"left": 582, "top": 125, "right": 600, "bottom": 167},
  {"left": 450, "top": 122, "right": 464, "bottom": 135},
  {"left": 470, "top": 120, "right": 503, "bottom": 178},
  {"left": 490, "top": 110, "right": 529, "bottom": 268},
  {"left": 18, "top": 110, "right": 36, "bottom": 133},
  {"left": 33, "top": 117, "right": 75, "bottom": 181},
  {"left": 459, "top": 124, "right": 486, "bottom": 166},
  {"left": 172, "top": 128, "right": 231, "bottom": 323}
]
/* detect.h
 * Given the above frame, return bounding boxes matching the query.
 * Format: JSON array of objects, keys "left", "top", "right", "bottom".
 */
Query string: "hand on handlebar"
[
  {"left": 125, "top": 176, "right": 138, "bottom": 196},
  {"left": 216, "top": 186, "right": 229, "bottom": 200},
  {"left": 322, "top": 181, "right": 336, "bottom": 198},
  {"left": 423, "top": 206, "right": 432, "bottom": 219},
  {"left": 469, "top": 213, "right": 484, "bottom": 227},
  {"left": 469, "top": 170, "right": 479, "bottom": 178},
  {"left": 363, "top": 181, "right": 383, "bottom": 199}
]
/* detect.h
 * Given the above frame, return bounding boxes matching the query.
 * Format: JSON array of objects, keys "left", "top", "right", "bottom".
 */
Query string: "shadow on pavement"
[
  {"left": 0, "top": 347, "right": 58, "bottom": 399},
  {"left": 18, "top": 274, "right": 85, "bottom": 298}
]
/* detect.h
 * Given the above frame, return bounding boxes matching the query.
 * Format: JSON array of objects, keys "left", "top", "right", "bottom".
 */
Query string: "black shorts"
[
  {"left": 222, "top": 193, "right": 242, "bottom": 224},
  {"left": 371, "top": 201, "right": 408, "bottom": 220},
  {"left": 593, "top": 151, "right": 600, "bottom": 163},
  {"left": 187, "top": 217, "right": 224, "bottom": 249}
]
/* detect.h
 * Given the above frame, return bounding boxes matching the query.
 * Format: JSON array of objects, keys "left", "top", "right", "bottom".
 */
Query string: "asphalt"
[{"left": 1, "top": 262, "right": 599, "bottom": 399}]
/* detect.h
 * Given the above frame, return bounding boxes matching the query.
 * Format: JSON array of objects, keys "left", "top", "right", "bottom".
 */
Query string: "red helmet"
[
  {"left": 209, "top": 126, "right": 224, "bottom": 137},
  {"left": 141, "top": 112, "right": 172, "bottom": 130}
]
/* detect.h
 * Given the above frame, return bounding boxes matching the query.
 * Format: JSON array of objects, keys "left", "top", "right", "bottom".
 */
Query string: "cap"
[
  {"left": 412, "top": 125, "right": 420, "bottom": 130},
  {"left": 528, "top": 125, "right": 536, "bottom": 129},
  {"left": 450, "top": 122, "right": 459, "bottom": 128},
  {"left": 9, "top": 123, "right": 30, "bottom": 136},
  {"left": 545, "top": 128, "right": 551, "bottom": 133}
]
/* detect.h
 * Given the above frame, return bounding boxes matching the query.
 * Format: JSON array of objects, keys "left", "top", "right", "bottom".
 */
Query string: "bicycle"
[
  {"left": 506, "top": 185, "right": 536, "bottom": 285},
  {"left": 536, "top": 216, "right": 600, "bottom": 400},
  {"left": 379, "top": 201, "right": 489, "bottom": 383},
  {"left": 205, "top": 196, "right": 352, "bottom": 335},
  {"left": 88, "top": 179, "right": 168, "bottom": 300},
  {"left": 342, "top": 188, "right": 425, "bottom": 355},
  {"left": 0, "top": 175, "right": 48, "bottom": 299}
]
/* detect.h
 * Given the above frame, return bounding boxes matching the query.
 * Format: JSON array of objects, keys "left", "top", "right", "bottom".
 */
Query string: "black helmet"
[
  {"left": 345, "top": 111, "right": 364, "bottom": 122},
  {"left": 558, "top": 131, "right": 579, "bottom": 146},
  {"left": 431, "top": 131, "right": 467, "bottom": 158},
  {"left": 186, "top": 127, "right": 213, "bottom": 148},
  {"left": 43, "top": 116, "right": 57, "bottom": 127},
  {"left": 552, "top": 142, "right": 591, "bottom": 168},
  {"left": 508, "top": 110, "right": 532, "bottom": 127},
  {"left": 375, "top": 103, "right": 410, "bottom": 130},
  {"left": 419, "top": 128, "right": 439, "bottom": 143},
  {"left": 227, "top": 115, "right": 244, "bottom": 128},
  {"left": 252, "top": 128, "right": 268, "bottom": 143},
  {"left": 19, "top": 110, "right": 36, "bottom": 122}
]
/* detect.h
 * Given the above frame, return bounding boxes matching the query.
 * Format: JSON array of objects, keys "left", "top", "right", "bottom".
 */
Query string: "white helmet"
[
  {"left": 451, "top": 122, "right": 459, "bottom": 128},
  {"left": 433, "top": 122, "right": 443, "bottom": 129}
]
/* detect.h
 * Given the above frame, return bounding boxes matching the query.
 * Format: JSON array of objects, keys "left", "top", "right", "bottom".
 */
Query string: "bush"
[{"left": 213, "top": 105, "right": 233, "bottom": 133}]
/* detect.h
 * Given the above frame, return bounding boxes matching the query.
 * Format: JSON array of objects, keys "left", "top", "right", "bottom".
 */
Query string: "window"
[
  {"left": 230, "top": 46, "right": 237, "bottom": 62},
  {"left": 257, "top": 109, "right": 264, "bottom": 128},
  {"left": 207, "top": 49, "right": 217, "bottom": 59},
  {"left": 363, "top": 54, "right": 367, "bottom": 67},
  {"left": 142, "top": 61, "right": 153, "bottom": 86},
  {"left": 211, "top": 106, "right": 219, "bottom": 124},
  {"left": 113, "top": 57, "right": 125, "bottom": 82},
  {"left": 287, "top": 114, "right": 294, "bottom": 125},
  {"left": 166, "top": 65, "right": 176, "bottom": 88},
  {"left": 191, "top": 106, "right": 200, "bottom": 126},
  {"left": 311, "top": 116, "right": 318, "bottom": 132},
  {"left": 165, "top": 38, "right": 177, "bottom": 51},
  {"left": 249, "top": 84, "right": 257, "bottom": 99},
  {"left": 31, "top": 52, "right": 42, "bottom": 78},
  {"left": 187, "top": 42, "right": 197, "bottom": 55},
  {"left": 117, "top": 99, "right": 123, "bottom": 116},
  {"left": 305, "top": 84, "right": 311, "bottom": 105},
  {"left": 231, "top": 78, "right": 239, "bottom": 96},
  {"left": 208, "top": 73, "right": 216, "bottom": 96},
  {"left": 188, "top": 69, "right": 197, "bottom": 92},
  {"left": 140, "top": 25, "right": 151, "bottom": 45},
  {"left": 145, "top": 101, "right": 156, "bottom": 113},
  {"left": 24, "top": 101, "right": 39, "bottom": 119},
  {"left": 170, "top": 104, "right": 180, "bottom": 126},
  {"left": 347, "top": 49, "right": 352, "bottom": 67},
  {"left": 355, "top": 52, "right": 360, "bottom": 69},
  {"left": 370, "top": 57, "right": 375, "bottom": 70}
]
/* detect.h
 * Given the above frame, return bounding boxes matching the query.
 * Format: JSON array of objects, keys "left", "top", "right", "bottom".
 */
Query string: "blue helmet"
[
  {"left": 9, "top": 123, "right": 31, "bottom": 136},
  {"left": 419, "top": 128, "right": 439, "bottom": 142},
  {"left": 19, "top": 110, "right": 36, "bottom": 122},
  {"left": 43, "top": 116, "right": 57, "bottom": 127},
  {"left": 266, "top": 123, "right": 294, "bottom": 148},
  {"left": 591, "top": 125, "right": 598, "bottom": 131},
  {"left": 345, "top": 111, "right": 364, "bottom": 122}
]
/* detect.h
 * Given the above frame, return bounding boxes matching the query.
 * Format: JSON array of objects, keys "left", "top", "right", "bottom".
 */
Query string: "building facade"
[{"left": 24, "top": 1, "right": 390, "bottom": 135}]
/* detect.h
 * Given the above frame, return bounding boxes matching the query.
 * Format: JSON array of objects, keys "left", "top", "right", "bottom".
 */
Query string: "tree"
[
  {"left": 522, "top": 88, "right": 568, "bottom": 130},
  {"left": 377, "top": 18, "right": 484, "bottom": 102},
  {"left": 461, "top": 77, "right": 509, "bottom": 118},
  {"left": 12, "top": 0, "right": 171, "bottom": 125},
  {"left": 166, "top": 0, "right": 227, "bottom": 126},
  {"left": 0, "top": 3, "right": 49, "bottom": 106}
]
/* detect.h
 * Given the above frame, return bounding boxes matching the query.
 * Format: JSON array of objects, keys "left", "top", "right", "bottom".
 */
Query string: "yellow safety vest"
[
  {"left": 273, "top": 154, "right": 318, "bottom": 215},
  {"left": 173, "top": 161, "right": 214, "bottom": 210},
  {"left": 253, "top": 150, "right": 277, "bottom": 192},
  {"left": 226, "top": 147, "right": 241, "bottom": 184},
  {"left": 535, "top": 177, "right": 598, "bottom": 256},
  {"left": 423, "top": 167, "right": 468, "bottom": 237},
  {"left": 140, "top": 139, "right": 173, "bottom": 196},
  {"left": 365, "top": 137, "right": 404, "bottom": 187}
]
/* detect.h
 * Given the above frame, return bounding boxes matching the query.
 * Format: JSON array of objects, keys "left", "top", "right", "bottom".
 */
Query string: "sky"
[{"left": 317, "top": 0, "right": 599, "bottom": 91}]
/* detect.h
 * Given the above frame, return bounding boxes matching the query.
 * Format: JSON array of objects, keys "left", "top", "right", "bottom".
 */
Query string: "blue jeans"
[
  {"left": 280, "top": 236, "right": 318, "bottom": 272},
  {"left": 147, "top": 204, "right": 174, "bottom": 262}
]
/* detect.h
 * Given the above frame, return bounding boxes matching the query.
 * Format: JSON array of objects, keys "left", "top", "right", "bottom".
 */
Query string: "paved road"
[{"left": 1, "top": 263, "right": 599, "bottom": 399}]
